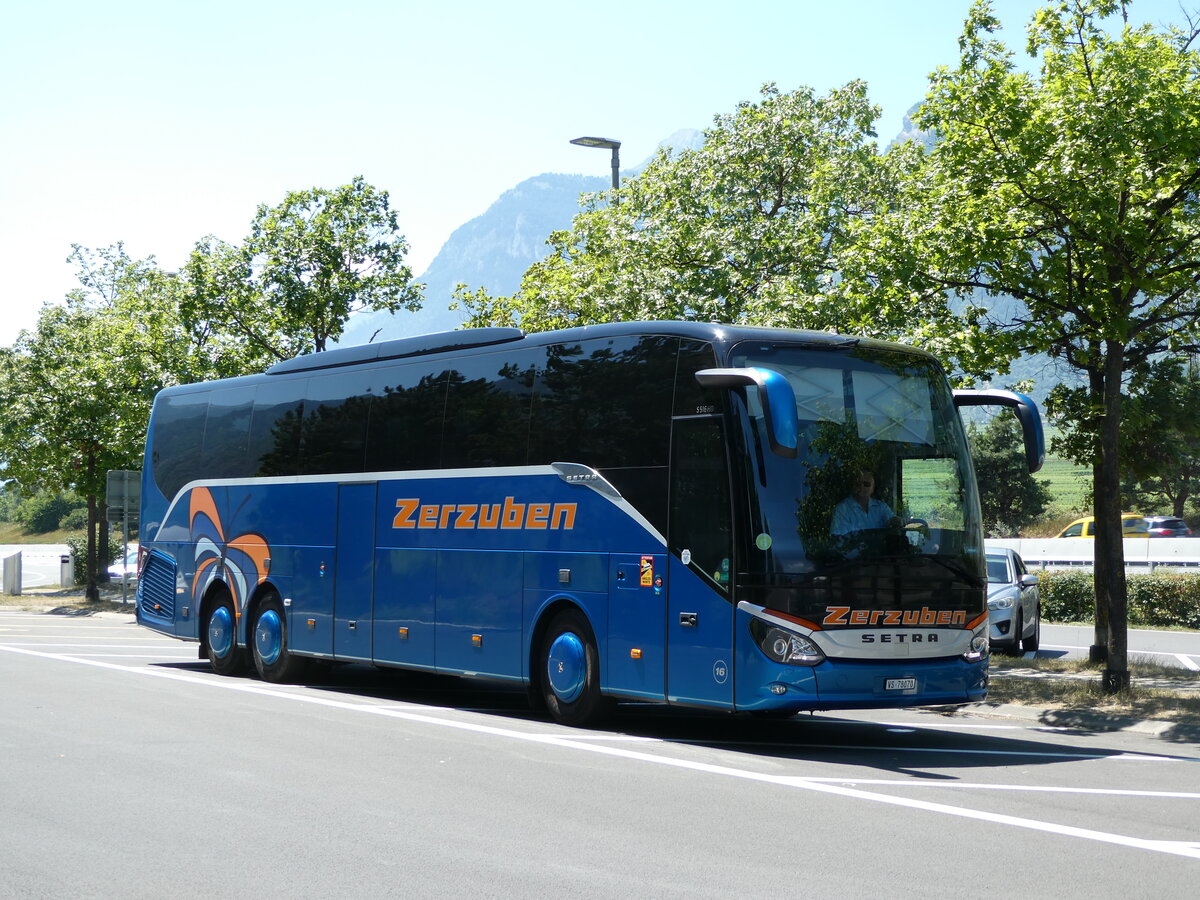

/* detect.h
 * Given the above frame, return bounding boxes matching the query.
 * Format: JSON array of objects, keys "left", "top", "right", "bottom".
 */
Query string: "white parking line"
[
  {"left": 3, "top": 642, "right": 1200, "bottom": 861},
  {"left": 799, "top": 778, "right": 1200, "bottom": 799}
]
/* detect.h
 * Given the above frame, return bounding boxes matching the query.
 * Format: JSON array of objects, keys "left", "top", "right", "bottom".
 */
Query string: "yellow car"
[{"left": 1055, "top": 514, "right": 1147, "bottom": 538}]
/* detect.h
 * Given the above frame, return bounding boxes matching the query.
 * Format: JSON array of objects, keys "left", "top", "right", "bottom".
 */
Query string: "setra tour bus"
[{"left": 134, "top": 321, "right": 1043, "bottom": 726}]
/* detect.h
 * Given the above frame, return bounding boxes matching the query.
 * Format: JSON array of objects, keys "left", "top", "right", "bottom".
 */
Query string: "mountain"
[
  {"left": 339, "top": 173, "right": 606, "bottom": 345},
  {"left": 337, "top": 129, "right": 705, "bottom": 346}
]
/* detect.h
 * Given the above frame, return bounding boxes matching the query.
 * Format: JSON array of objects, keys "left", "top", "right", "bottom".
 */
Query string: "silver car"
[{"left": 986, "top": 548, "right": 1040, "bottom": 654}]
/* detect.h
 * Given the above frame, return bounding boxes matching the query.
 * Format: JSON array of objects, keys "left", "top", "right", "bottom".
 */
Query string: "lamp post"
[{"left": 570, "top": 136, "right": 621, "bottom": 194}]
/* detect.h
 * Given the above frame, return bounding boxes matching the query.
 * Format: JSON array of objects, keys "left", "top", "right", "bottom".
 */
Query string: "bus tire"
[
  {"left": 252, "top": 591, "right": 308, "bottom": 683},
  {"left": 206, "top": 589, "right": 249, "bottom": 676},
  {"left": 539, "top": 609, "right": 608, "bottom": 727}
]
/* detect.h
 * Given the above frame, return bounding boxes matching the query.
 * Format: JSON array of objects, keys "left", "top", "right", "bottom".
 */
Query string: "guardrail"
[{"left": 985, "top": 537, "right": 1200, "bottom": 572}]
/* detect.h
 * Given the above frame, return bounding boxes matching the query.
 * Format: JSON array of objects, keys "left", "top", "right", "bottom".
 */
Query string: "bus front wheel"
[
  {"left": 206, "top": 589, "right": 249, "bottom": 677},
  {"left": 252, "top": 592, "right": 308, "bottom": 683},
  {"left": 539, "top": 609, "right": 608, "bottom": 727}
]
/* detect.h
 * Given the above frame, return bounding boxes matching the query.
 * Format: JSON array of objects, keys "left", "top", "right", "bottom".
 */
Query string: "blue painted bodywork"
[
  {"left": 135, "top": 321, "right": 1001, "bottom": 716},
  {"left": 137, "top": 467, "right": 985, "bottom": 713}
]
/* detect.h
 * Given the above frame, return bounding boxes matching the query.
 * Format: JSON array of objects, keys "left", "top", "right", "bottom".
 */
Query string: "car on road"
[
  {"left": 1055, "top": 513, "right": 1148, "bottom": 538},
  {"left": 986, "top": 548, "right": 1040, "bottom": 655},
  {"left": 1144, "top": 515, "right": 1192, "bottom": 537}
]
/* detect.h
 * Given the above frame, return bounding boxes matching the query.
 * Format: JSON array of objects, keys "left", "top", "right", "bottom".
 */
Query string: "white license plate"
[{"left": 885, "top": 678, "right": 917, "bottom": 691}]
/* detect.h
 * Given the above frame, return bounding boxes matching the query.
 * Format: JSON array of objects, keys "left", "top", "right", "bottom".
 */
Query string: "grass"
[
  {"left": 0, "top": 522, "right": 80, "bottom": 544},
  {"left": 987, "top": 654, "right": 1200, "bottom": 725}
]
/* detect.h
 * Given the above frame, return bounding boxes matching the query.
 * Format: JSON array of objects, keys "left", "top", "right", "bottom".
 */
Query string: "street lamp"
[{"left": 570, "top": 136, "right": 621, "bottom": 193}]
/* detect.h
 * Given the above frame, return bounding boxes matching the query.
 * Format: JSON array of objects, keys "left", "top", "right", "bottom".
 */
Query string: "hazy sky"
[{"left": 1, "top": 0, "right": 1191, "bottom": 346}]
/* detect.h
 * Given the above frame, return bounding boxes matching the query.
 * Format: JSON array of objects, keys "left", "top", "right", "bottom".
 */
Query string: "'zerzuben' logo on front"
[{"left": 392, "top": 497, "right": 577, "bottom": 531}]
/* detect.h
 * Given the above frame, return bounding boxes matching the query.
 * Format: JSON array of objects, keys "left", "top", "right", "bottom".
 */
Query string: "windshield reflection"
[{"left": 729, "top": 342, "right": 984, "bottom": 622}]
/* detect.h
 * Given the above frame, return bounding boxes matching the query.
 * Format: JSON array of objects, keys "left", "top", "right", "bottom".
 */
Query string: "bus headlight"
[
  {"left": 750, "top": 619, "right": 825, "bottom": 666},
  {"left": 961, "top": 624, "right": 989, "bottom": 662}
]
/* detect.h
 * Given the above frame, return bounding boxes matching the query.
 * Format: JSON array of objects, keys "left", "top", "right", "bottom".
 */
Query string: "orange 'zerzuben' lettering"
[
  {"left": 391, "top": 497, "right": 577, "bottom": 531},
  {"left": 393, "top": 499, "right": 419, "bottom": 529},
  {"left": 823, "top": 606, "right": 967, "bottom": 628}
]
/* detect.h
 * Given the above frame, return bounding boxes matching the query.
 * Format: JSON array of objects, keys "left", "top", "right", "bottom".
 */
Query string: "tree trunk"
[
  {"left": 99, "top": 502, "right": 111, "bottom": 584},
  {"left": 85, "top": 492, "right": 99, "bottom": 603},
  {"left": 1088, "top": 371, "right": 1109, "bottom": 663},
  {"left": 1100, "top": 343, "right": 1130, "bottom": 693}
]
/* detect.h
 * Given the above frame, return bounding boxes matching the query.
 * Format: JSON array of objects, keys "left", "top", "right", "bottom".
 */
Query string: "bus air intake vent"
[{"left": 137, "top": 551, "right": 177, "bottom": 621}]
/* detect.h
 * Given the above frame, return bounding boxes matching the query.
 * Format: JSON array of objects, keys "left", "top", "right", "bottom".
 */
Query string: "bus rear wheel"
[
  {"left": 206, "top": 589, "right": 249, "bottom": 676},
  {"left": 252, "top": 592, "right": 308, "bottom": 683},
  {"left": 539, "top": 609, "right": 608, "bottom": 727}
]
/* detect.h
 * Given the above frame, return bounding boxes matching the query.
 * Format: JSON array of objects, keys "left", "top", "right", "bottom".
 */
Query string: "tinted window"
[
  {"left": 202, "top": 386, "right": 255, "bottom": 480},
  {"left": 670, "top": 416, "right": 732, "bottom": 592},
  {"left": 441, "top": 350, "right": 537, "bottom": 469},
  {"left": 301, "top": 370, "right": 378, "bottom": 475},
  {"left": 151, "top": 390, "right": 209, "bottom": 500},
  {"left": 531, "top": 336, "right": 676, "bottom": 469},
  {"left": 250, "top": 379, "right": 307, "bottom": 477},
  {"left": 674, "top": 340, "right": 720, "bottom": 416},
  {"left": 365, "top": 364, "right": 448, "bottom": 472}
]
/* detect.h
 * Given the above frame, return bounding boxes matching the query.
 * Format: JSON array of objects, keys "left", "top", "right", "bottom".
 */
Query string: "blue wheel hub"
[
  {"left": 208, "top": 606, "right": 234, "bottom": 659},
  {"left": 255, "top": 609, "right": 283, "bottom": 666},
  {"left": 546, "top": 631, "right": 587, "bottom": 703}
]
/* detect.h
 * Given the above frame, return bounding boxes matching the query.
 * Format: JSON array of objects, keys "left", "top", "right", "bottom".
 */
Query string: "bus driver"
[{"left": 831, "top": 469, "right": 900, "bottom": 537}]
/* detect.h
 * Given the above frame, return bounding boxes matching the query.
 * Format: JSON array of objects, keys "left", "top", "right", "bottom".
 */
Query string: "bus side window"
[
  {"left": 441, "top": 350, "right": 538, "bottom": 469},
  {"left": 670, "top": 416, "right": 733, "bottom": 590},
  {"left": 152, "top": 390, "right": 210, "bottom": 499},
  {"left": 250, "top": 380, "right": 307, "bottom": 477},
  {"left": 302, "top": 370, "right": 376, "bottom": 475},
  {"left": 202, "top": 386, "right": 255, "bottom": 480},
  {"left": 365, "top": 365, "right": 448, "bottom": 472}
]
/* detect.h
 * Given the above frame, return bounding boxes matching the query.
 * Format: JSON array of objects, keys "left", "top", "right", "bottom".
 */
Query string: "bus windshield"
[{"left": 729, "top": 341, "right": 984, "bottom": 624}]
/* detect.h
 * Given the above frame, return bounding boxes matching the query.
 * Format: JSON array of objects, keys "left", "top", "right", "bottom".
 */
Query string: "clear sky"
[{"left": 1, "top": 0, "right": 1191, "bottom": 346}]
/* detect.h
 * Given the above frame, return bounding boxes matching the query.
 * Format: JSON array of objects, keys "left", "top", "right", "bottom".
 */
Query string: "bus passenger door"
[
  {"left": 334, "top": 482, "right": 376, "bottom": 661},
  {"left": 666, "top": 416, "right": 735, "bottom": 710}
]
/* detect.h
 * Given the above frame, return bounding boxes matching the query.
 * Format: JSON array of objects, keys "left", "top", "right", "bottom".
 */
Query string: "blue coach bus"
[{"left": 135, "top": 322, "right": 1042, "bottom": 726}]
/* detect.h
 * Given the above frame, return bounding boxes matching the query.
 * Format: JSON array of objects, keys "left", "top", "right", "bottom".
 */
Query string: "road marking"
[
  {"left": 1044, "top": 642, "right": 1200, "bottom": 670},
  {"left": 0, "top": 643, "right": 186, "bottom": 649},
  {"left": 664, "top": 741, "right": 1182, "bottom": 761},
  {"left": 4, "top": 642, "right": 1200, "bottom": 861},
  {"left": 799, "top": 778, "right": 1200, "bottom": 799}
]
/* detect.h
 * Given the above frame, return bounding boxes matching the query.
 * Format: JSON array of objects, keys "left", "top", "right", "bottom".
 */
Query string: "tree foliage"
[
  {"left": 459, "top": 83, "right": 918, "bottom": 336},
  {"left": 865, "top": 0, "right": 1200, "bottom": 688},
  {"left": 183, "top": 176, "right": 422, "bottom": 362},
  {"left": 0, "top": 244, "right": 235, "bottom": 596},
  {"left": 969, "top": 412, "right": 1054, "bottom": 535},
  {"left": 1116, "top": 356, "right": 1200, "bottom": 516}
]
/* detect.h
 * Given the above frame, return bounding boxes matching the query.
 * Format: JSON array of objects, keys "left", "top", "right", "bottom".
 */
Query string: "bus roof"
[{"left": 160, "top": 321, "right": 937, "bottom": 396}]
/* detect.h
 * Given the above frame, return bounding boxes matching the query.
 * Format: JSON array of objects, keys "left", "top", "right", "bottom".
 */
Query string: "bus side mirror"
[
  {"left": 695, "top": 367, "right": 798, "bottom": 458},
  {"left": 953, "top": 388, "right": 1045, "bottom": 473}
]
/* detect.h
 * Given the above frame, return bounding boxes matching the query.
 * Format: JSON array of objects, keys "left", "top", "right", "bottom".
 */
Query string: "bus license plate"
[{"left": 885, "top": 678, "right": 917, "bottom": 691}]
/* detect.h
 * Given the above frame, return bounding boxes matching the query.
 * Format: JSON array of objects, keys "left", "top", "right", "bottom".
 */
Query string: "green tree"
[
  {"left": 0, "top": 244, "right": 225, "bottom": 598},
  {"left": 865, "top": 0, "right": 1200, "bottom": 689},
  {"left": 969, "top": 413, "right": 1053, "bottom": 535},
  {"left": 459, "top": 83, "right": 921, "bottom": 337},
  {"left": 0, "top": 302, "right": 142, "bottom": 598},
  {"left": 1116, "top": 357, "right": 1200, "bottom": 516},
  {"left": 183, "top": 176, "right": 423, "bottom": 361}
]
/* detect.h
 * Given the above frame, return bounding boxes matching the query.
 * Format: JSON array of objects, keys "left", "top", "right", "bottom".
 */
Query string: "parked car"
[
  {"left": 1055, "top": 513, "right": 1148, "bottom": 538},
  {"left": 107, "top": 546, "right": 140, "bottom": 586},
  {"left": 986, "top": 548, "right": 1040, "bottom": 655},
  {"left": 1144, "top": 515, "right": 1192, "bottom": 537}
]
